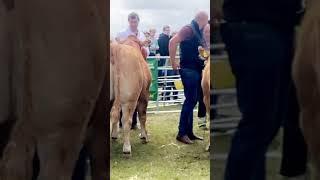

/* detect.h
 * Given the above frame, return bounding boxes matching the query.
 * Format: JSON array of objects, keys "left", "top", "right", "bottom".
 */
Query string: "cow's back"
[{"left": 110, "top": 43, "right": 144, "bottom": 102}]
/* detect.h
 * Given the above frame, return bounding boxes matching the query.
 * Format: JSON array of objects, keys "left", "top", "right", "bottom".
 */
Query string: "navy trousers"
[{"left": 178, "top": 68, "right": 202, "bottom": 137}]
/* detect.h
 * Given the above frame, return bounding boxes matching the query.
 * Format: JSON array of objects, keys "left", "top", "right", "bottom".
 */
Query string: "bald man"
[{"left": 169, "top": 11, "right": 208, "bottom": 144}]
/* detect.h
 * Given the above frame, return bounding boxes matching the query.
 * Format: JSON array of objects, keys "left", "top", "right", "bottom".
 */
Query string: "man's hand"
[
  {"left": 171, "top": 60, "right": 180, "bottom": 70},
  {"left": 141, "top": 39, "right": 151, "bottom": 46},
  {"left": 169, "top": 32, "right": 182, "bottom": 71}
]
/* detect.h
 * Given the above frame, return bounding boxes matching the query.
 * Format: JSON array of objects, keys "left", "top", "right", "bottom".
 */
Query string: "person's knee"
[{"left": 185, "top": 96, "right": 198, "bottom": 106}]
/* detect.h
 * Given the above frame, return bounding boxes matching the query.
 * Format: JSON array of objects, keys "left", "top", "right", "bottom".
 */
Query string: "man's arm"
[{"left": 169, "top": 34, "right": 182, "bottom": 70}]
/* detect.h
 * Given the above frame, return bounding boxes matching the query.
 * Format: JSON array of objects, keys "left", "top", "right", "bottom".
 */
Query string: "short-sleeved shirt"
[{"left": 116, "top": 28, "right": 150, "bottom": 55}]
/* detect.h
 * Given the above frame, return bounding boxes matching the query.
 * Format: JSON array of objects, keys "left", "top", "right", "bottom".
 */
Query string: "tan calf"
[{"left": 110, "top": 39, "right": 151, "bottom": 155}]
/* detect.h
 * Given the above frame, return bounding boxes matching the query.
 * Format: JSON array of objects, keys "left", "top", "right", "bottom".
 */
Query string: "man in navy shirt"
[{"left": 169, "top": 11, "right": 209, "bottom": 144}]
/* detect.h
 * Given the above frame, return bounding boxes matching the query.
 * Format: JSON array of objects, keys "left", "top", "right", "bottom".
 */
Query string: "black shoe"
[{"left": 188, "top": 134, "right": 204, "bottom": 141}]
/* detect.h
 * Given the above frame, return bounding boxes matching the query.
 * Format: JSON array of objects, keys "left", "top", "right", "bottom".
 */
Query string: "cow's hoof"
[
  {"left": 123, "top": 151, "right": 132, "bottom": 158},
  {"left": 123, "top": 144, "right": 131, "bottom": 155},
  {"left": 140, "top": 137, "right": 148, "bottom": 144},
  {"left": 206, "top": 145, "right": 210, "bottom": 152}
]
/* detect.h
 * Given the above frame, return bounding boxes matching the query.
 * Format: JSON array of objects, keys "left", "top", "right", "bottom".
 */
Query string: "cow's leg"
[
  {"left": 87, "top": 123, "right": 109, "bottom": 180},
  {"left": 122, "top": 102, "right": 137, "bottom": 155},
  {"left": 86, "top": 77, "right": 109, "bottom": 180},
  {"left": 301, "top": 109, "right": 320, "bottom": 179},
  {"left": 0, "top": 121, "right": 35, "bottom": 180},
  {"left": 0, "top": 119, "right": 15, "bottom": 158},
  {"left": 137, "top": 97, "right": 149, "bottom": 143},
  {"left": 111, "top": 100, "right": 121, "bottom": 139},
  {"left": 36, "top": 129, "right": 83, "bottom": 180},
  {"left": 0, "top": 0, "right": 13, "bottom": 160},
  {"left": 203, "top": 91, "right": 210, "bottom": 118}
]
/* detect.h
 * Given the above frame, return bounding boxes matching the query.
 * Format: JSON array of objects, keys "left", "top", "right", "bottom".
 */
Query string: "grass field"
[{"left": 111, "top": 111, "right": 210, "bottom": 180}]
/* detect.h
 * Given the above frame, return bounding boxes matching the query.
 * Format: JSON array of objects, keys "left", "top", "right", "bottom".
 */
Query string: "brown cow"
[
  {"left": 0, "top": 0, "right": 108, "bottom": 179},
  {"left": 110, "top": 39, "right": 151, "bottom": 156},
  {"left": 202, "top": 60, "right": 211, "bottom": 117},
  {"left": 199, "top": 47, "right": 210, "bottom": 151},
  {"left": 292, "top": 0, "right": 320, "bottom": 178}
]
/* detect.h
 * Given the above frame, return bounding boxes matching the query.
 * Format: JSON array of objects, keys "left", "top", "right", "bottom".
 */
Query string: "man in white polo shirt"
[
  {"left": 116, "top": 12, "right": 150, "bottom": 56},
  {"left": 116, "top": 12, "right": 150, "bottom": 129}
]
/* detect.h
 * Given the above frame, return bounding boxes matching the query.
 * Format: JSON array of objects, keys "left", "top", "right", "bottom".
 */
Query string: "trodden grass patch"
[{"left": 111, "top": 112, "right": 210, "bottom": 180}]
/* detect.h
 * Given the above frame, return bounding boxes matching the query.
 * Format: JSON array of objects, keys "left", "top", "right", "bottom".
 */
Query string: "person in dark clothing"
[
  {"left": 158, "top": 25, "right": 178, "bottom": 100},
  {"left": 213, "top": 0, "right": 307, "bottom": 179},
  {"left": 158, "top": 25, "right": 171, "bottom": 68},
  {"left": 280, "top": 84, "right": 308, "bottom": 179},
  {"left": 169, "top": 11, "right": 209, "bottom": 145}
]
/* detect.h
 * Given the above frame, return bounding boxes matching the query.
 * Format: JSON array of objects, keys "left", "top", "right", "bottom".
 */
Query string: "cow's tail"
[
  {"left": 109, "top": 45, "right": 121, "bottom": 134},
  {"left": 110, "top": 44, "right": 120, "bottom": 102}
]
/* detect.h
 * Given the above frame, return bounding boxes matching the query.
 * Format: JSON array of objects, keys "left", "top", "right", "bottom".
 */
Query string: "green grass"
[{"left": 111, "top": 113, "right": 210, "bottom": 180}]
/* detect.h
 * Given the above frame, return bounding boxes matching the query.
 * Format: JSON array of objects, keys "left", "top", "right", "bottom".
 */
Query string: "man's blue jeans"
[
  {"left": 221, "top": 22, "right": 297, "bottom": 180},
  {"left": 178, "top": 68, "right": 202, "bottom": 137}
]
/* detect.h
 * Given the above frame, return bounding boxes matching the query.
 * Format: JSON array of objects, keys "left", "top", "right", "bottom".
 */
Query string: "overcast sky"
[{"left": 110, "top": 0, "right": 210, "bottom": 38}]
